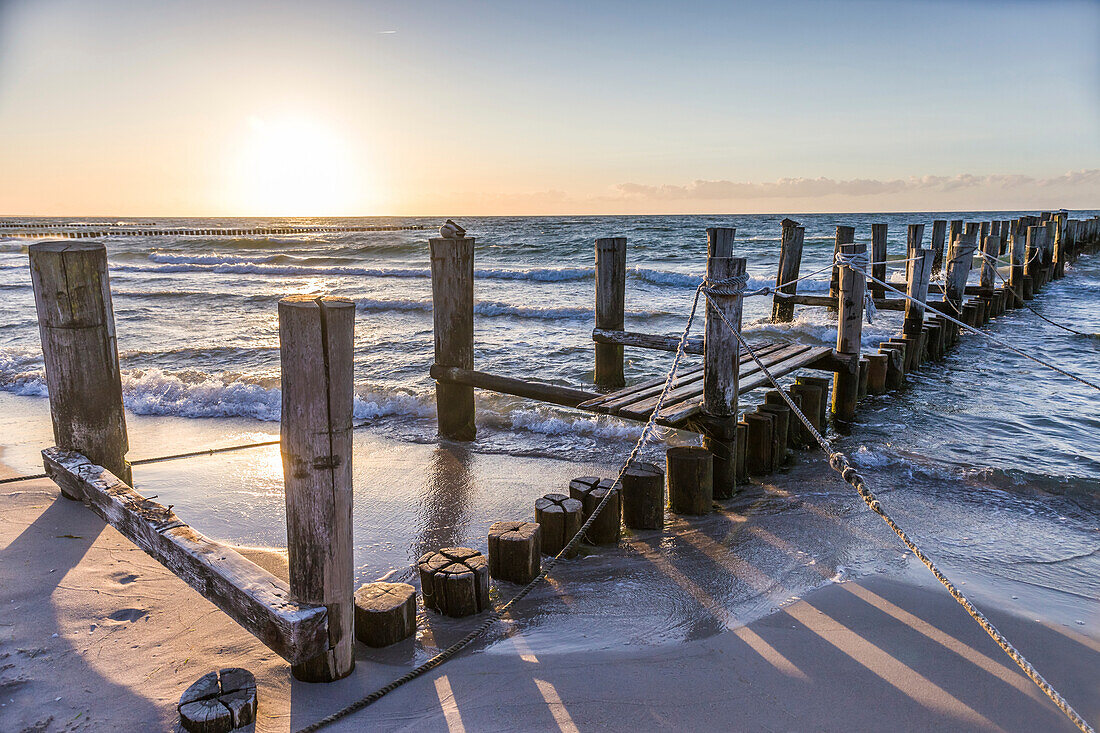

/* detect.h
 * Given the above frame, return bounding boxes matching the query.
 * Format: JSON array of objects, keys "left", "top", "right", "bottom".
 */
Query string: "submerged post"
[
  {"left": 279, "top": 295, "right": 355, "bottom": 682},
  {"left": 702, "top": 239, "right": 744, "bottom": 497},
  {"left": 831, "top": 242, "right": 867, "bottom": 429},
  {"left": 595, "top": 237, "right": 627, "bottom": 388},
  {"left": 870, "top": 223, "right": 887, "bottom": 300},
  {"left": 430, "top": 236, "right": 476, "bottom": 440},
  {"left": 28, "top": 243, "right": 131, "bottom": 489},
  {"left": 771, "top": 218, "right": 804, "bottom": 323},
  {"left": 829, "top": 226, "right": 855, "bottom": 311}
]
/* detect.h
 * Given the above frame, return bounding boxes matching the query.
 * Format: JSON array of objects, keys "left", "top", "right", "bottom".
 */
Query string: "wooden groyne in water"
[
  {"left": 1, "top": 222, "right": 425, "bottom": 238},
  {"left": 12, "top": 212, "right": 1100, "bottom": 701}
]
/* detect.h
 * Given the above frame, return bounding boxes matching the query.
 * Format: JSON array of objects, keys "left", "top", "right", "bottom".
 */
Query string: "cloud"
[{"left": 612, "top": 170, "right": 1100, "bottom": 201}]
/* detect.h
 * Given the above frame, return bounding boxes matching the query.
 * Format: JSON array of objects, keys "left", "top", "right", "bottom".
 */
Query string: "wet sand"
[{"left": 2, "top": 455, "right": 1097, "bottom": 732}]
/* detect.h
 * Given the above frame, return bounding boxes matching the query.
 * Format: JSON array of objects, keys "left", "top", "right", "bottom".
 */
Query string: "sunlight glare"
[{"left": 228, "top": 114, "right": 364, "bottom": 216}]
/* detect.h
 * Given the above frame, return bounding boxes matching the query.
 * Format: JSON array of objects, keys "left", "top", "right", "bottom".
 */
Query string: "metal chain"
[{"left": 702, "top": 287, "right": 1095, "bottom": 733}]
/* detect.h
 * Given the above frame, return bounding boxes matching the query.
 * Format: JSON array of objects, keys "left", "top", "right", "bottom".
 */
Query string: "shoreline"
[{"left": 2, "top": 453, "right": 1097, "bottom": 731}]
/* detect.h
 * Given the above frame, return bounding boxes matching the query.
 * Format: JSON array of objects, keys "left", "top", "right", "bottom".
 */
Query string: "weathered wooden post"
[
  {"left": 949, "top": 220, "right": 963, "bottom": 254},
  {"left": 1008, "top": 222, "right": 1026, "bottom": 308},
  {"left": 595, "top": 237, "right": 627, "bottom": 388},
  {"left": 829, "top": 226, "right": 855, "bottom": 311},
  {"left": 904, "top": 223, "right": 925, "bottom": 282},
  {"left": 279, "top": 295, "right": 355, "bottom": 682},
  {"left": 870, "top": 223, "right": 888, "bottom": 300},
  {"left": 771, "top": 219, "right": 804, "bottom": 323},
  {"left": 702, "top": 231, "right": 743, "bottom": 498},
  {"left": 831, "top": 243, "right": 866, "bottom": 430},
  {"left": 431, "top": 236, "right": 476, "bottom": 440},
  {"left": 979, "top": 234, "right": 998, "bottom": 296},
  {"left": 29, "top": 243, "right": 131, "bottom": 489},
  {"left": 902, "top": 248, "right": 934, "bottom": 347},
  {"left": 945, "top": 232, "right": 977, "bottom": 335},
  {"left": 980, "top": 221, "right": 990, "bottom": 242},
  {"left": 930, "top": 220, "right": 947, "bottom": 276},
  {"left": 1024, "top": 225, "right": 1042, "bottom": 299}
]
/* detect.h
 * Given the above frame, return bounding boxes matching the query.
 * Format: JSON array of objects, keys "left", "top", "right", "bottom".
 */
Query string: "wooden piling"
[
  {"left": 621, "top": 462, "right": 665, "bottom": 529},
  {"left": 487, "top": 521, "right": 541, "bottom": 584},
  {"left": 870, "top": 223, "right": 888, "bottom": 300},
  {"left": 979, "top": 234, "right": 998, "bottom": 295},
  {"left": 831, "top": 242, "right": 867, "bottom": 428},
  {"left": 829, "top": 226, "right": 855, "bottom": 310},
  {"left": 354, "top": 583, "right": 417, "bottom": 647},
  {"left": 568, "top": 477, "right": 622, "bottom": 545},
  {"left": 944, "top": 232, "right": 977, "bottom": 334},
  {"left": 431, "top": 237, "right": 476, "bottom": 440},
  {"left": 930, "top": 220, "right": 947, "bottom": 276},
  {"left": 771, "top": 219, "right": 804, "bottom": 322},
  {"left": 865, "top": 353, "right": 888, "bottom": 394},
  {"left": 29, "top": 243, "right": 131, "bottom": 489},
  {"left": 278, "top": 295, "right": 356, "bottom": 682},
  {"left": 535, "top": 494, "right": 583, "bottom": 557},
  {"left": 701, "top": 244, "right": 744, "bottom": 497},
  {"left": 743, "top": 413, "right": 775, "bottom": 476},
  {"left": 756, "top": 403, "right": 790, "bottom": 466},
  {"left": 1024, "top": 226, "right": 1042, "bottom": 295},
  {"left": 1009, "top": 223, "right": 1026, "bottom": 308},
  {"left": 595, "top": 237, "right": 627, "bottom": 388},
  {"left": 902, "top": 248, "right": 934, "bottom": 338},
  {"left": 667, "top": 446, "right": 713, "bottom": 514}
]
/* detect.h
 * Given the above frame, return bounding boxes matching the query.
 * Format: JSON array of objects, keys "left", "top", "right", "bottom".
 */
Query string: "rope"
[
  {"left": 0, "top": 440, "right": 280, "bottom": 485},
  {"left": 701, "top": 289, "right": 1096, "bottom": 733},
  {"left": 292, "top": 284, "right": 710, "bottom": 733},
  {"left": 846, "top": 257, "right": 1100, "bottom": 392},
  {"left": 972, "top": 249, "right": 1096, "bottom": 337}
]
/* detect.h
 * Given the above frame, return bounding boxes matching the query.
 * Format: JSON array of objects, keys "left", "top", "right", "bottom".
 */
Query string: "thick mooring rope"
[
  {"left": 702, "top": 286, "right": 1096, "bottom": 733},
  {"left": 292, "top": 284, "right": 710, "bottom": 733}
]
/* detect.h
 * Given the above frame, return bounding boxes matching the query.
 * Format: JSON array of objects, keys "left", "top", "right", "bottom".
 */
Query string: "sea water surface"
[{"left": 1, "top": 214, "right": 1097, "bottom": 648}]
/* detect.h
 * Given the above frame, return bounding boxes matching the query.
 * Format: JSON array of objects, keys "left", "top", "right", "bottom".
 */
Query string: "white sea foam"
[
  {"left": 355, "top": 297, "right": 665, "bottom": 321},
  {"left": 120, "top": 260, "right": 596, "bottom": 282}
]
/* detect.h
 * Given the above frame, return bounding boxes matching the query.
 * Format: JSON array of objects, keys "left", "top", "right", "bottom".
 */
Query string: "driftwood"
[{"left": 42, "top": 448, "right": 328, "bottom": 665}]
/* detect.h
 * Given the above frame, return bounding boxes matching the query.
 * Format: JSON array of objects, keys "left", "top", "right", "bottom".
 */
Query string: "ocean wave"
[
  {"left": 0, "top": 351, "right": 431, "bottom": 423},
  {"left": 115, "top": 260, "right": 595, "bottom": 283},
  {"left": 356, "top": 297, "right": 665, "bottom": 321}
]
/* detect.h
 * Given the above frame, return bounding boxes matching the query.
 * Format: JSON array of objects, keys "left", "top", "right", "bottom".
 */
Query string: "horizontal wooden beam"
[
  {"left": 430, "top": 365, "right": 601, "bottom": 408},
  {"left": 592, "top": 328, "right": 704, "bottom": 354},
  {"left": 42, "top": 448, "right": 329, "bottom": 665},
  {"left": 785, "top": 294, "right": 906, "bottom": 311},
  {"left": 803, "top": 349, "right": 859, "bottom": 374}
]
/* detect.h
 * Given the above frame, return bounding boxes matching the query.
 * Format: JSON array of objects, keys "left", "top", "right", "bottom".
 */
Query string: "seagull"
[{"left": 439, "top": 219, "right": 466, "bottom": 239}]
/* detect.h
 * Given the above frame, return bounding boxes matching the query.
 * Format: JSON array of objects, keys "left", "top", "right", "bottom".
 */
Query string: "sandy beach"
[{"left": 3, "top": 446, "right": 1097, "bottom": 732}]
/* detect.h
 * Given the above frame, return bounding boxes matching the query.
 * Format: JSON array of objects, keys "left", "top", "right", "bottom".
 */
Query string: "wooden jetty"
[
  {"left": 18, "top": 211, "right": 1100, "bottom": 682},
  {"left": 2, "top": 222, "right": 424, "bottom": 239}
]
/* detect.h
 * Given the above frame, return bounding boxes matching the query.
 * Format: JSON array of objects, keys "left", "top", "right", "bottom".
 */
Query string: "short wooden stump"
[
  {"left": 666, "top": 446, "right": 713, "bottom": 515},
  {"left": 621, "top": 462, "right": 664, "bottom": 530},
  {"left": 488, "top": 520, "right": 541, "bottom": 584},
  {"left": 568, "top": 476, "right": 622, "bottom": 545},
  {"left": 178, "top": 668, "right": 256, "bottom": 733},
  {"left": 354, "top": 582, "right": 417, "bottom": 647},
  {"left": 417, "top": 547, "right": 490, "bottom": 618},
  {"left": 534, "top": 493, "right": 583, "bottom": 558}
]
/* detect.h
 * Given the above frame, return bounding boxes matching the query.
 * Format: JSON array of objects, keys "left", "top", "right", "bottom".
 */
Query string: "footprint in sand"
[{"left": 107, "top": 608, "right": 148, "bottom": 623}]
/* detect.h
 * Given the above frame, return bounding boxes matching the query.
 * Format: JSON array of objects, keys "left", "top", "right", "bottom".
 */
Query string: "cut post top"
[
  {"left": 278, "top": 294, "right": 355, "bottom": 309},
  {"left": 707, "top": 227, "right": 736, "bottom": 257}
]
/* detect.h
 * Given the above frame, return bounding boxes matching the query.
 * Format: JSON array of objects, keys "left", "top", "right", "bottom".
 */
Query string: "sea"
[{"left": 1, "top": 213, "right": 1097, "bottom": 647}]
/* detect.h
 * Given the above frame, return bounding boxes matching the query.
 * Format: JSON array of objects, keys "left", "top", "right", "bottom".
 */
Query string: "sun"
[{"left": 226, "top": 114, "right": 365, "bottom": 216}]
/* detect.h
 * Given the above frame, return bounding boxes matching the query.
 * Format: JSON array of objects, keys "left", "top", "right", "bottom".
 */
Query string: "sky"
[{"left": 0, "top": 0, "right": 1098, "bottom": 216}]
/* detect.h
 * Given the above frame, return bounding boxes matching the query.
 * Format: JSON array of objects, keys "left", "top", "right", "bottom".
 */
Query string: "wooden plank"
[
  {"left": 430, "top": 365, "right": 600, "bottom": 408},
  {"left": 619, "top": 344, "right": 809, "bottom": 420},
  {"left": 579, "top": 342, "right": 787, "bottom": 413},
  {"left": 42, "top": 447, "right": 329, "bottom": 666},
  {"left": 658, "top": 346, "right": 831, "bottom": 424},
  {"left": 591, "top": 328, "right": 704, "bottom": 355}
]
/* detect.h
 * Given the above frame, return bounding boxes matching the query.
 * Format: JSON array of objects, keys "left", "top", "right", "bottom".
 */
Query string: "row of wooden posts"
[
  {"left": 22, "top": 212, "right": 1099, "bottom": 684},
  {"left": 8, "top": 223, "right": 424, "bottom": 238}
]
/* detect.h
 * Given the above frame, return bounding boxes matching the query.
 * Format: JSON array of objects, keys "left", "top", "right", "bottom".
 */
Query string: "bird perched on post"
[{"left": 439, "top": 219, "right": 466, "bottom": 239}]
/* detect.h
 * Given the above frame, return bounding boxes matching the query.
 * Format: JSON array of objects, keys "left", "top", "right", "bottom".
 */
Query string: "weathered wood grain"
[
  {"left": 279, "top": 296, "right": 355, "bottom": 682},
  {"left": 29, "top": 243, "right": 130, "bottom": 486},
  {"left": 43, "top": 448, "right": 328, "bottom": 665},
  {"left": 595, "top": 237, "right": 627, "bottom": 388},
  {"left": 430, "top": 237, "right": 476, "bottom": 440},
  {"left": 772, "top": 218, "right": 804, "bottom": 322}
]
